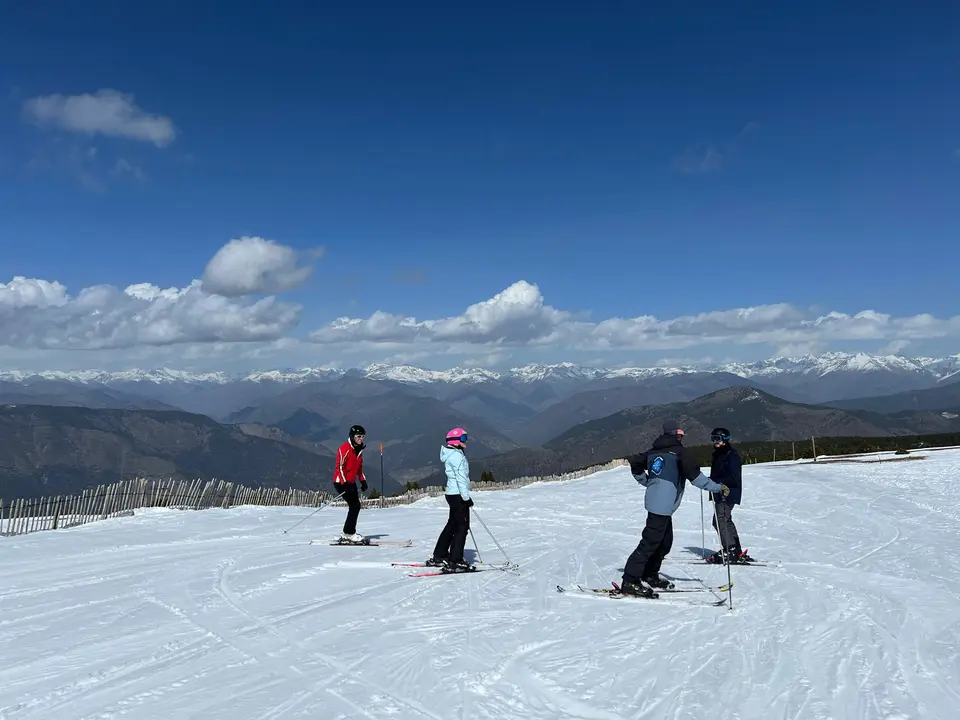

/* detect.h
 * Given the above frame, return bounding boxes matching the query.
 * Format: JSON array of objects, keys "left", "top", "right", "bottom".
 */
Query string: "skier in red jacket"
[{"left": 332, "top": 424, "right": 368, "bottom": 543}]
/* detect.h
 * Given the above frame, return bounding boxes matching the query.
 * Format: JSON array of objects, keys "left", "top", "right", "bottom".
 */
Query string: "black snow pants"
[
  {"left": 711, "top": 502, "right": 741, "bottom": 554},
  {"left": 341, "top": 482, "right": 362, "bottom": 534},
  {"left": 432, "top": 494, "right": 470, "bottom": 563},
  {"left": 622, "top": 512, "right": 673, "bottom": 583}
]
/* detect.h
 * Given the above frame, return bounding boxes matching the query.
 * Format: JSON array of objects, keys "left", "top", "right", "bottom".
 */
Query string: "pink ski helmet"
[{"left": 445, "top": 427, "right": 468, "bottom": 447}]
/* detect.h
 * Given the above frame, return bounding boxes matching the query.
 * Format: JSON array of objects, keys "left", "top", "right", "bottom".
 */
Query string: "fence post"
[{"left": 52, "top": 496, "right": 62, "bottom": 530}]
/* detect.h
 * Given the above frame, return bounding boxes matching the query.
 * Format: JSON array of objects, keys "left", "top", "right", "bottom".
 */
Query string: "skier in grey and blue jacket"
[{"left": 620, "top": 419, "right": 729, "bottom": 598}]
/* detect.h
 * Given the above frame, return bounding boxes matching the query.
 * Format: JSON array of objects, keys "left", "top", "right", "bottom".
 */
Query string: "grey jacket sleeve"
[
  {"left": 633, "top": 471, "right": 650, "bottom": 487},
  {"left": 679, "top": 445, "right": 722, "bottom": 492},
  {"left": 690, "top": 471, "right": 722, "bottom": 493}
]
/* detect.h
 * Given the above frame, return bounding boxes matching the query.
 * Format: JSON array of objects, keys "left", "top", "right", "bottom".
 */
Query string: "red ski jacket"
[{"left": 333, "top": 441, "right": 366, "bottom": 485}]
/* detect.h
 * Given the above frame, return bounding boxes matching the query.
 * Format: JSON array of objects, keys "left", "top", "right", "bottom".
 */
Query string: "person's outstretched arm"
[{"left": 678, "top": 446, "right": 724, "bottom": 494}]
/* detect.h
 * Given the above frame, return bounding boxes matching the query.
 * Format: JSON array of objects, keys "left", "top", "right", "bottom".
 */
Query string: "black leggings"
[
  {"left": 341, "top": 482, "right": 361, "bottom": 534},
  {"left": 432, "top": 494, "right": 470, "bottom": 563}
]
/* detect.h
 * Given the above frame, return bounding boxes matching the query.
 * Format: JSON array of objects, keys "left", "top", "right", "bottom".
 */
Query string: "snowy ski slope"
[{"left": 2, "top": 449, "right": 960, "bottom": 719}]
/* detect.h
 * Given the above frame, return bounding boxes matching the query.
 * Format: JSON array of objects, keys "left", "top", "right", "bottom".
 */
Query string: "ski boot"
[
  {"left": 441, "top": 559, "right": 476, "bottom": 574},
  {"left": 425, "top": 557, "right": 446, "bottom": 567},
  {"left": 618, "top": 579, "right": 658, "bottom": 598},
  {"left": 338, "top": 532, "right": 366, "bottom": 545},
  {"left": 706, "top": 547, "right": 739, "bottom": 564},
  {"left": 642, "top": 574, "right": 675, "bottom": 590}
]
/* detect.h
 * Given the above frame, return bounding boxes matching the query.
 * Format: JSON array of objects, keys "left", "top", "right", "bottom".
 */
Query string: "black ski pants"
[
  {"left": 432, "top": 494, "right": 470, "bottom": 563},
  {"left": 711, "top": 502, "right": 741, "bottom": 554},
  {"left": 622, "top": 512, "right": 673, "bottom": 583},
  {"left": 340, "top": 482, "right": 362, "bottom": 535}
]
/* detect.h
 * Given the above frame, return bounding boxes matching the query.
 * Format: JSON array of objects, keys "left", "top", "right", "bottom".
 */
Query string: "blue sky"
[{"left": 1, "top": 1, "right": 958, "bottom": 372}]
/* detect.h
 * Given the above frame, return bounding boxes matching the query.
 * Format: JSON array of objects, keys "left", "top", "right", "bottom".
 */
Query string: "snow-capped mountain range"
[{"left": 2, "top": 351, "right": 958, "bottom": 387}]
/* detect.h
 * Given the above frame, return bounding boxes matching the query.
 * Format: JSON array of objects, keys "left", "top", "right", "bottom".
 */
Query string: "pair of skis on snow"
[
  {"left": 321, "top": 537, "right": 414, "bottom": 548},
  {"left": 556, "top": 581, "right": 731, "bottom": 607},
  {"left": 317, "top": 537, "right": 518, "bottom": 576},
  {"left": 389, "top": 561, "right": 516, "bottom": 577},
  {"left": 557, "top": 552, "right": 777, "bottom": 607}
]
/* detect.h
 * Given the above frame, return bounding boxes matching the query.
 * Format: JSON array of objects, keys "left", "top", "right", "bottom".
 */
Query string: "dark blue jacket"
[{"left": 710, "top": 445, "right": 742, "bottom": 505}]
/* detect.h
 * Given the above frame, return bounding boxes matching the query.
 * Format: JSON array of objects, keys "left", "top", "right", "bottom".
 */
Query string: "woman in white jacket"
[{"left": 428, "top": 428, "right": 476, "bottom": 573}]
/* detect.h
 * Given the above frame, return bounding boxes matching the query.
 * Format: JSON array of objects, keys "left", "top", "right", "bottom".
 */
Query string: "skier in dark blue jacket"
[{"left": 706, "top": 427, "right": 751, "bottom": 564}]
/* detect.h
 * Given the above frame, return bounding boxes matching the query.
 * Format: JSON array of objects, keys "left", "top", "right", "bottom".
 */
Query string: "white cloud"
[
  {"left": 202, "top": 236, "right": 322, "bottom": 297},
  {"left": 22, "top": 89, "right": 176, "bottom": 147},
  {"left": 0, "top": 237, "right": 315, "bottom": 352},
  {"left": 3, "top": 266, "right": 958, "bottom": 374},
  {"left": 672, "top": 122, "right": 760, "bottom": 175},
  {"left": 111, "top": 158, "right": 145, "bottom": 181},
  {"left": 672, "top": 144, "right": 724, "bottom": 174},
  {"left": 880, "top": 339, "right": 912, "bottom": 354},
  {"left": 307, "top": 280, "right": 960, "bottom": 353},
  {"left": 0, "top": 277, "right": 299, "bottom": 350},
  {"left": 309, "top": 280, "right": 569, "bottom": 345}
]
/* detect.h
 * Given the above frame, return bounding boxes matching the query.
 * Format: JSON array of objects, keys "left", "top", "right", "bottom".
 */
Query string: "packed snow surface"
[{"left": 2, "top": 450, "right": 960, "bottom": 719}]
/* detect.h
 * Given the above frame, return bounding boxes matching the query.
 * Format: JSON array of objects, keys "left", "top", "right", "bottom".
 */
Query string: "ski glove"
[
  {"left": 465, "top": 498, "right": 474, "bottom": 507},
  {"left": 720, "top": 484, "right": 730, "bottom": 498},
  {"left": 360, "top": 480, "right": 368, "bottom": 492},
  {"left": 331, "top": 482, "right": 342, "bottom": 495}
]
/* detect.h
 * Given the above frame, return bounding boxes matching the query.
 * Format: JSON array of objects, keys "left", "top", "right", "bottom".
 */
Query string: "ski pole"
[
  {"left": 700, "top": 491, "right": 705, "bottom": 557},
  {"left": 281, "top": 491, "right": 345, "bottom": 534},
  {"left": 710, "top": 495, "right": 733, "bottom": 609},
  {"left": 471, "top": 508, "right": 514, "bottom": 567},
  {"left": 379, "top": 443, "right": 384, "bottom": 509},
  {"left": 469, "top": 527, "right": 484, "bottom": 564}
]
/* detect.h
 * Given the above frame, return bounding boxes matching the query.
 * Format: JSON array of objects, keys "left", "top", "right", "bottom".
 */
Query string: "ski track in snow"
[{"left": 2, "top": 452, "right": 960, "bottom": 718}]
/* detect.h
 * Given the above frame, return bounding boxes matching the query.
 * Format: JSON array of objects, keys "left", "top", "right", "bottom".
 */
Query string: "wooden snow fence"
[{"left": 0, "top": 458, "right": 629, "bottom": 538}]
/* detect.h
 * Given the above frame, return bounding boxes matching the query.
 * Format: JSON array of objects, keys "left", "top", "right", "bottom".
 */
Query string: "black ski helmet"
[
  {"left": 349, "top": 424, "right": 366, "bottom": 440},
  {"left": 710, "top": 427, "right": 731, "bottom": 444}
]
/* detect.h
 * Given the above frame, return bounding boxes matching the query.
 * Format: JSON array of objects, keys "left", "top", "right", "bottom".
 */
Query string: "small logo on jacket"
[{"left": 650, "top": 456, "right": 664, "bottom": 475}]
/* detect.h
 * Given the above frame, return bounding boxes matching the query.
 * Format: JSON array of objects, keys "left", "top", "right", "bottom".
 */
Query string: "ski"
[
  {"left": 394, "top": 561, "right": 520, "bottom": 575},
  {"left": 636, "top": 582, "right": 732, "bottom": 594},
  {"left": 408, "top": 567, "right": 496, "bottom": 577},
  {"left": 319, "top": 538, "right": 413, "bottom": 547},
  {"left": 556, "top": 583, "right": 727, "bottom": 607},
  {"left": 682, "top": 560, "right": 773, "bottom": 567},
  {"left": 693, "top": 548, "right": 773, "bottom": 567},
  {"left": 609, "top": 580, "right": 731, "bottom": 602}
]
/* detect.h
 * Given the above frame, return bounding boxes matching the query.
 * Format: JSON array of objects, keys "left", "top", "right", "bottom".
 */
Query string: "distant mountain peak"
[
  {"left": 243, "top": 367, "right": 345, "bottom": 384},
  {"left": 361, "top": 363, "right": 502, "bottom": 384},
  {"left": 714, "top": 351, "right": 947, "bottom": 380},
  {"left": 1, "top": 350, "right": 957, "bottom": 387},
  {"left": 506, "top": 362, "right": 604, "bottom": 383},
  {"left": 694, "top": 385, "right": 777, "bottom": 406}
]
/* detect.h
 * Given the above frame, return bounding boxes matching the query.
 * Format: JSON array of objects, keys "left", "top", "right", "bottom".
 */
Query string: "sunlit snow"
[{"left": 2, "top": 449, "right": 959, "bottom": 718}]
